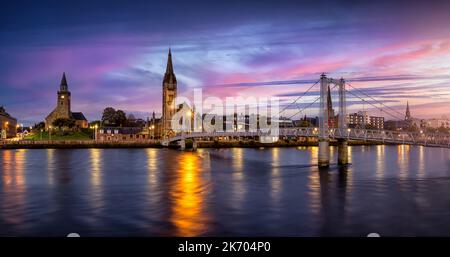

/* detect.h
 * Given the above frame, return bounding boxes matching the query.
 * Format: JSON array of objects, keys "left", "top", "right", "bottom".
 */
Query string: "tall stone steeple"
[
  {"left": 45, "top": 72, "right": 72, "bottom": 129},
  {"left": 162, "top": 48, "right": 177, "bottom": 138},
  {"left": 405, "top": 101, "right": 411, "bottom": 120},
  {"left": 327, "top": 85, "right": 335, "bottom": 128},
  {"left": 60, "top": 72, "right": 68, "bottom": 91},
  {"left": 327, "top": 84, "right": 332, "bottom": 111}
]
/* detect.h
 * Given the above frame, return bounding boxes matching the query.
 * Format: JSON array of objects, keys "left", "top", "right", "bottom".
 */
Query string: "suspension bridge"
[{"left": 164, "top": 74, "right": 450, "bottom": 167}]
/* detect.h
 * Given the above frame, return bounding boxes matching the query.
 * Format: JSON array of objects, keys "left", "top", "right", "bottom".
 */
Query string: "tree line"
[{"left": 101, "top": 107, "right": 146, "bottom": 127}]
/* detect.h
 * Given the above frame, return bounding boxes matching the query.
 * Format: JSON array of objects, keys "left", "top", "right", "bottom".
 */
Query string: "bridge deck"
[{"left": 163, "top": 128, "right": 450, "bottom": 148}]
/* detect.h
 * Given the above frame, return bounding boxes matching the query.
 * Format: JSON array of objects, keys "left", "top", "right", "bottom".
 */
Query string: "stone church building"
[
  {"left": 143, "top": 48, "right": 178, "bottom": 139},
  {"left": 161, "top": 48, "right": 177, "bottom": 138},
  {"left": 45, "top": 73, "right": 88, "bottom": 130}
]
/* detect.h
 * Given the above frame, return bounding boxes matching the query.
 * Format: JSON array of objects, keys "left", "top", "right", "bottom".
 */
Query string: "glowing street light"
[
  {"left": 48, "top": 126, "right": 52, "bottom": 140},
  {"left": 94, "top": 124, "right": 98, "bottom": 140}
]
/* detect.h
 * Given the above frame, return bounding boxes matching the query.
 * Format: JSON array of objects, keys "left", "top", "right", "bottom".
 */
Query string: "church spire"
[
  {"left": 163, "top": 48, "right": 177, "bottom": 85},
  {"left": 405, "top": 101, "right": 411, "bottom": 120},
  {"left": 327, "top": 84, "right": 332, "bottom": 110},
  {"left": 166, "top": 48, "right": 173, "bottom": 74},
  {"left": 60, "top": 72, "right": 68, "bottom": 91}
]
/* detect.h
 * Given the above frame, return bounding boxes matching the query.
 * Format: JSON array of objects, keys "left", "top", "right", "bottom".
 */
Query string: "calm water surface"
[{"left": 1, "top": 145, "right": 449, "bottom": 236}]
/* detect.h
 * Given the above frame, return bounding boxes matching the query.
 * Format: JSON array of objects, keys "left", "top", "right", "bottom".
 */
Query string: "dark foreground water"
[{"left": 0, "top": 145, "right": 449, "bottom": 236}]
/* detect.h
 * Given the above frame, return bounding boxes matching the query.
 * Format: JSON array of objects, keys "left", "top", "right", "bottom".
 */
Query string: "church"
[
  {"left": 95, "top": 49, "right": 189, "bottom": 141},
  {"left": 45, "top": 73, "right": 88, "bottom": 130},
  {"left": 146, "top": 48, "right": 179, "bottom": 139}
]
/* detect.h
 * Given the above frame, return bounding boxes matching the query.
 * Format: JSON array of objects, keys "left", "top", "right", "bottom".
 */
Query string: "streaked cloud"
[{"left": 1, "top": 0, "right": 450, "bottom": 124}]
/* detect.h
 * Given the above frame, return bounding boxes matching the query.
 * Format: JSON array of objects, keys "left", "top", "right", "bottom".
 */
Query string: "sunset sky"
[{"left": 1, "top": 0, "right": 450, "bottom": 125}]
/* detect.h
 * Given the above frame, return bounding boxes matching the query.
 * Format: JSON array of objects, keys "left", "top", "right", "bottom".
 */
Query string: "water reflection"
[
  {"left": 147, "top": 148, "right": 158, "bottom": 185},
  {"left": 1, "top": 150, "right": 26, "bottom": 230},
  {"left": 46, "top": 149, "right": 55, "bottom": 185},
  {"left": 307, "top": 165, "right": 321, "bottom": 215},
  {"left": 170, "top": 153, "right": 210, "bottom": 236},
  {"left": 418, "top": 146, "right": 425, "bottom": 178},
  {"left": 0, "top": 146, "right": 449, "bottom": 236},
  {"left": 270, "top": 148, "right": 281, "bottom": 202},
  {"left": 90, "top": 149, "right": 102, "bottom": 187},
  {"left": 398, "top": 145, "right": 410, "bottom": 179},
  {"left": 89, "top": 149, "right": 103, "bottom": 214},
  {"left": 230, "top": 148, "right": 246, "bottom": 209},
  {"left": 375, "top": 145, "right": 385, "bottom": 178}
]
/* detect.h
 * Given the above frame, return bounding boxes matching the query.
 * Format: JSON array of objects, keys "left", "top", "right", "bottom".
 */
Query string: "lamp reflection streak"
[
  {"left": 170, "top": 153, "right": 210, "bottom": 236},
  {"left": 1, "top": 150, "right": 26, "bottom": 228}
]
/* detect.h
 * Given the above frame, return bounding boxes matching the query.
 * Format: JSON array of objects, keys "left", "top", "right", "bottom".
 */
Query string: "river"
[{"left": 0, "top": 145, "right": 449, "bottom": 236}]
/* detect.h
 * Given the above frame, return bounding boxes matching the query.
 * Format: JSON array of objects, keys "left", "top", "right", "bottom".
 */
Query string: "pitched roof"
[
  {"left": 163, "top": 48, "right": 177, "bottom": 84},
  {"left": 71, "top": 112, "right": 87, "bottom": 121},
  {"left": 0, "top": 105, "right": 15, "bottom": 119},
  {"left": 61, "top": 72, "right": 67, "bottom": 86},
  {"left": 59, "top": 72, "right": 69, "bottom": 92}
]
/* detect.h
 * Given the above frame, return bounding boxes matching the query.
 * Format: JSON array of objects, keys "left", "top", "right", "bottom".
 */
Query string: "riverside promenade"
[
  {"left": 0, "top": 139, "right": 162, "bottom": 149},
  {"left": 0, "top": 138, "right": 384, "bottom": 149}
]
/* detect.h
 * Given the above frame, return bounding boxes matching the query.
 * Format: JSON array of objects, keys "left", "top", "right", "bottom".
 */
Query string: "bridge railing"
[{"left": 163, "top": 127, "right": 450, "bottom": 148}]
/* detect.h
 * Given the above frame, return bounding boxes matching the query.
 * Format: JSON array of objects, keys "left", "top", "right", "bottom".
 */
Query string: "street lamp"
[
  {"left": 150, "top": 125, "right": 155, "bottom": 139},
  {"left": 4, "top": 121, "right": 9, "bottom": 139},
  {"left": 48, "top": 125, "right": 52, "bottom": 141},
  {"left": 94, "top": 124, "right": 98, "bottom": 140}
]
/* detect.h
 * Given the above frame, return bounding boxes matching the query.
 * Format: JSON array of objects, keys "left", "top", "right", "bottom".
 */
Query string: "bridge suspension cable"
[
  {"left": 278, "top": 80, "right": 319, "bottom": 116},
  {"left": 286, "top": 83, "right": 339, "bottom": 120},
  {"left": 345, "top": 89, "right": 404, "bottom": 121},
  {"left": 346, "top": 83, "right": 406, "bottom": 118}
]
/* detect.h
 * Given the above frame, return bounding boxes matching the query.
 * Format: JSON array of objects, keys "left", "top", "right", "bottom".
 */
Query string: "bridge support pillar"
[
  {"left": 192, "top": 139, "right": 198, "bottom": 151},
  {"left": 337, "top": 139, "right": 348, "bottom": 165},
  {"left": 180, "top": 139, "right": 186, "bottom": 150},
  {"left": 318, "top": 139, "right": 330, "bottom": 168}
]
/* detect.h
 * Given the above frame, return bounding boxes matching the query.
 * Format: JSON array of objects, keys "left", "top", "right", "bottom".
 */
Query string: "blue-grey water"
[{"left": 0, "top": 145, "right": 449, "bottom": 236}]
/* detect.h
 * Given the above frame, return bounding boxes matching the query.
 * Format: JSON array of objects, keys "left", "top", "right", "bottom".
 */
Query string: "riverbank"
[
  {"left": 0, "top": 140, "right": 162, "bottom": 149},
  {"left": 0, "top": 139, "right": 385, "bottom": 149},
  {"left": 197, "top": 140, "right": 384, "bottom": 148}
]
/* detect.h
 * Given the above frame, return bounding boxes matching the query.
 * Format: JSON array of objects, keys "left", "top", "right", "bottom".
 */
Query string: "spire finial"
[
  {"left": 60, "top": 72, "right": 68, "bottom": 91},
  {"left": 166, "top": 48, "right": 174, "bottom": 74},
  {"left": 405, "top": 101, "right": 411, "bottom": 120}
]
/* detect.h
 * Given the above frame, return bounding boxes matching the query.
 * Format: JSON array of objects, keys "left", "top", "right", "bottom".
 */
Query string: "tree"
[
  {"left": 34, "top": 122, "right": 45, "bottom": 131},
  {"left": 114, "top": 110, "right": 127, "bottom": 127},
  {"left": 126, "top": 113, "right": 137, "bottom": 127},
  {"left": 438, "top": 125, "right": 449, "bottom": 134},
  {"left": 52, "top": 118, "right": 75, "bottom": 130},
  {"left": 89, "top": 120, "right": 101, "bottom": 127},
  {"left": 102, "top": 107, "right": 116, "bottom": 126},
  {"left": 127, "top": 113, "right": 136, "bottom": 121}
]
